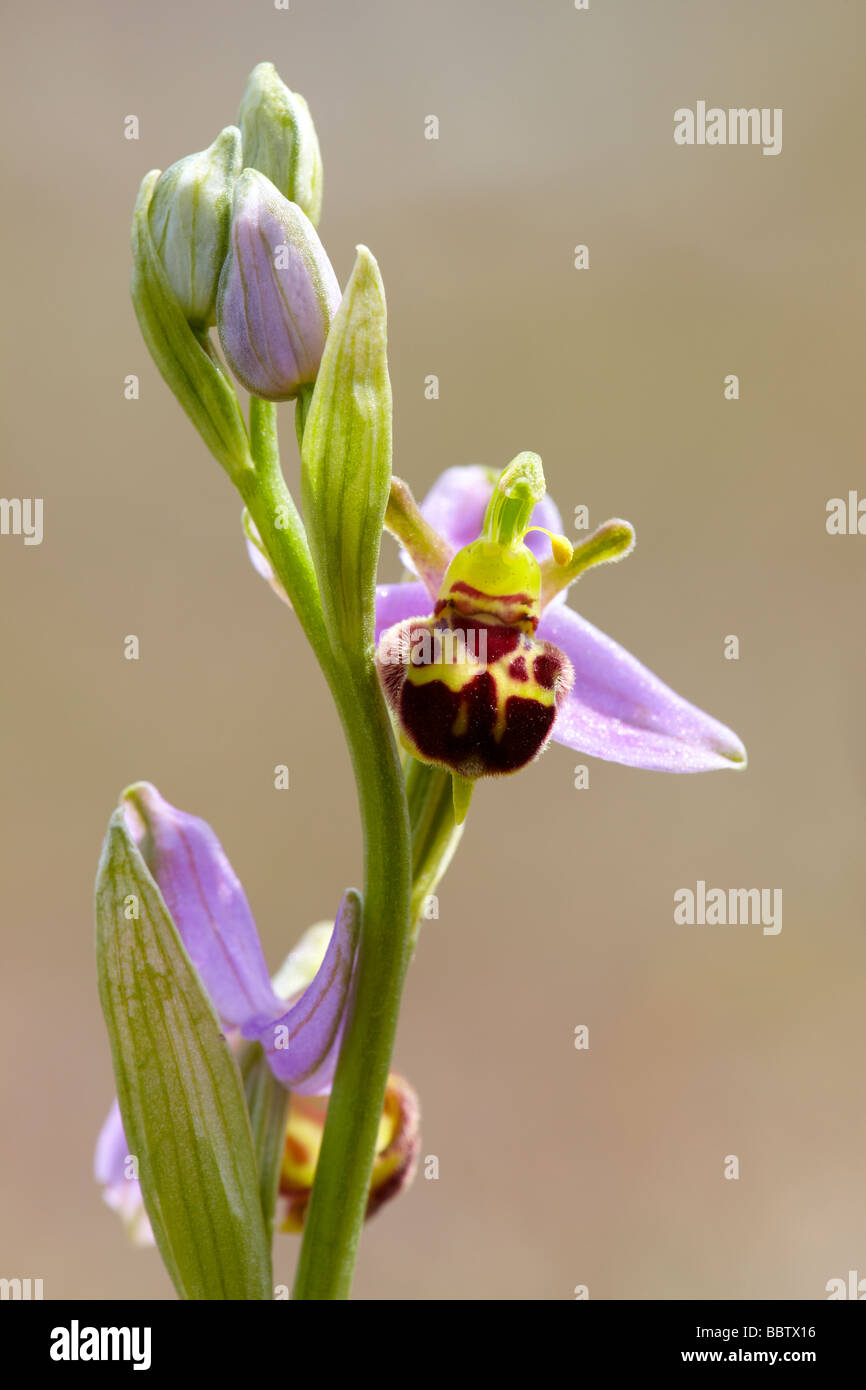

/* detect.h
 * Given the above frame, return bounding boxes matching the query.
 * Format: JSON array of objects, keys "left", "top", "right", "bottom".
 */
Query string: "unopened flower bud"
[
  {"left": 147, "top": 126, "right": 242, "bottom": 328},
  {"left": 239, "top": 62, "right": 323, "bottom": 226},
  {"left": 217, "top": 170, "right": 341, "bottom": 401}
]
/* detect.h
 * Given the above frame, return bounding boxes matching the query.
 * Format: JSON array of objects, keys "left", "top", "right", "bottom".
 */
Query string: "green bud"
[
  {"left": 148, "top": 126, "right": 242, "bottom": 328},
  {"left": 239, "top": 62, "right": 323, "bottom": 227},
  {"left": 131, "top": 170, "right": 253, "bottom": 480},
  {"left": 301, "top": 246, "right": 391, "bottom": 654}
]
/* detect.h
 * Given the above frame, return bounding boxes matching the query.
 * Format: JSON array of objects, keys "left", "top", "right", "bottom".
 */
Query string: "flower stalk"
[{"left": 240, "top": 397, "right": 414, "bottom": 1300}]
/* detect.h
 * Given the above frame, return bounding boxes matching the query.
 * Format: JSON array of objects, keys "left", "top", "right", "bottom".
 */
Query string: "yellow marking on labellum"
[
  {"left": 281, "top": 1107, "right": 323, "bottom": 1192},
  {"left": 405, "top": 629, "right": 558, "bottom": 743},
  {"left": 451, "top": 701, "right": 469, "bottom": 737},
  {"left": 409, "top": 655, "right": 479, "bottom": 691},
  {"left": 489, "top": 655, "right": 557, "bottom": 742}
]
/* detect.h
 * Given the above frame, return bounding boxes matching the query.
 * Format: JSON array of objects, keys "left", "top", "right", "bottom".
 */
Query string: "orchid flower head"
[
  {"left": 118, "top": 781, "right": 359, "bottom": 1087},
  {"left": 377, "top": 454, "right": 578, "bottom": 784},
  {"left": 245, "top": 457, "right": 747, "bottom": 785},
  {"left": 376, "top": 455, "right": 746, "bottom": 792},
  {"left": 95, "top": 784, "right": 416, "bottom": 1242}
]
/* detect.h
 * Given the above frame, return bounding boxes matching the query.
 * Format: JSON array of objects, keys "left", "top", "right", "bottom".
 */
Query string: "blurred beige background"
[{"left": 2, "top": 0, "right": 864, "bottom": 1300}]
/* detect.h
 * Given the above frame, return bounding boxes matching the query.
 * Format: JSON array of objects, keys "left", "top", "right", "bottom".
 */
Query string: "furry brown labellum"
[{"left": 378, "top": 612, "right": 573, "bottom": 779}]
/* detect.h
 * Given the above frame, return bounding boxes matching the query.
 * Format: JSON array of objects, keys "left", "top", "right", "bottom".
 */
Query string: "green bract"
[
  {"left": 301, "top": 246, "right": 392, "bottom": 657},
  {"left": 239, "top": 1042, "right": 290, "bottom": 1245},
  {"left": 95, "top": 810, "right": 272, "bottom": 1300},
  {"left": 239, "top": 62, "right": 324, "bottom": 227}
]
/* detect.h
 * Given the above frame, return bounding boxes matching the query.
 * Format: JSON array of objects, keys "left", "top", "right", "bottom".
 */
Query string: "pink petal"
[
  {"left": 94, "top": 1100, "right": 155, "bottom": 1246},
  {"left": 375, "top": 581, "right": 432, "bottom": 643},
  {"left": 122, "top": 784, "right": 286, "bottom": 1030},
  {"left": 247, "top": 891, "right": 361, "bottom": 1096},
  {"left": 539, "top": 604, "right": 747, "bottom": 772}
]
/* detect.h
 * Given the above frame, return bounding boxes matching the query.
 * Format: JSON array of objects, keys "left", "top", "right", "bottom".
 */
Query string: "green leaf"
[
  {"left": 240, "top": 1041, "right": 290, "bottom": 1244},
  {"left": 300, "top": 245, "right": 392, "bottom": 656},
  {"left": 131, "top": 170, "right": 253, "bottom": 479},
  {"left": 406, "top": 759, "right": 464, "bottom": 929},
  {"left": 95, "top": 809, "right": 272, "bottom": 1300}
]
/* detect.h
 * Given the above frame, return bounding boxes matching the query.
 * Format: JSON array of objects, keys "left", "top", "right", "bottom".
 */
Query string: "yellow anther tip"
[{"left": 551, "top": 534, "right": 574, "bottom": 566}]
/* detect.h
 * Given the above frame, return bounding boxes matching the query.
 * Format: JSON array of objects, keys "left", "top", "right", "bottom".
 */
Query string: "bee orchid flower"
[
  {"left": 375, "top": 456, "right": 747, "bottom": 786},
  {"left": 247, "top": 454, "right": 746, "bottom": 794},
  {"left": 95, "top": 784, "right": 417, "bottom": 1242}
]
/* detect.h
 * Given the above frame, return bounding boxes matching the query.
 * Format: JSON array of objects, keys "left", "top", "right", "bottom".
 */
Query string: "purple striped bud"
[{"left": 216, "top": 169, "right": 341, "bottom": 401}]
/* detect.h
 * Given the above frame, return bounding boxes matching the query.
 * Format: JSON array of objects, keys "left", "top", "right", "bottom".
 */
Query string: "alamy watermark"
[
  {"left": 0, "top": 497, "right": 43, "bottom": 546},
  {"left": 826, "top": 492, "right": 866, "bottom": 535},
  {"left": 674, "top": 880, "right": 782, "bottom": 935},
  {"left": 826, "top": 1269, "right": 866, "bottom": 1299},
  {"left": 378, "top": 626, "right": 488, "bottom": 667},
  {"left": 0, "top": 1277, "right": 43, "bottom": 1299},
  {"left": 674, "top": 103, "right": 782, "bottom": 157},
  {"left": 50, "top": 1321, "right": 151, "bottom": 1370}
]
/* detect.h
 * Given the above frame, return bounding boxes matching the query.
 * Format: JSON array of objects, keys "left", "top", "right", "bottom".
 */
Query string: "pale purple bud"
[{"left": 217, "top": 169, "right": 341, "bottom": 401}]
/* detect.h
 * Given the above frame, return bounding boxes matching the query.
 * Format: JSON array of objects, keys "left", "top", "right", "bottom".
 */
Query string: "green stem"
[
  {"left": 293, "top": 659, "right": 412, "bottom": 1299},
  {"left": 242, "top": 397, "right": 414, "bottom": 1300},
  {"left": 241, "top": 399, "right": 333, "bottom": 678},
  {"left": 406, "top": 759, "right": 464, "bottom": 942},
  {"left": 291, "top": 759, "right": 460, "bottom": 1294}
]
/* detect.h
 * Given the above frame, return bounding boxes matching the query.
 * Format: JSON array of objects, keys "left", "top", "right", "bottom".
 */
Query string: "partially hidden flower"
[
  {"left": 246, "top": 457, "right": 747, "bottom": 780},
  {"left": 147, "top": 126, "right": 243, "bottom": 328},
  {"left": 238, "top": 61, "right": 323, "bottom": 227},
  {"left": 94, "top": 783, "right": 416, "bottom": 1242},
  {"left": 277, "top": 1073, "right": 420, "bottom": 1233},
  {"left": 217, "top": 169, "right": 341, "bottom": 400}
]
